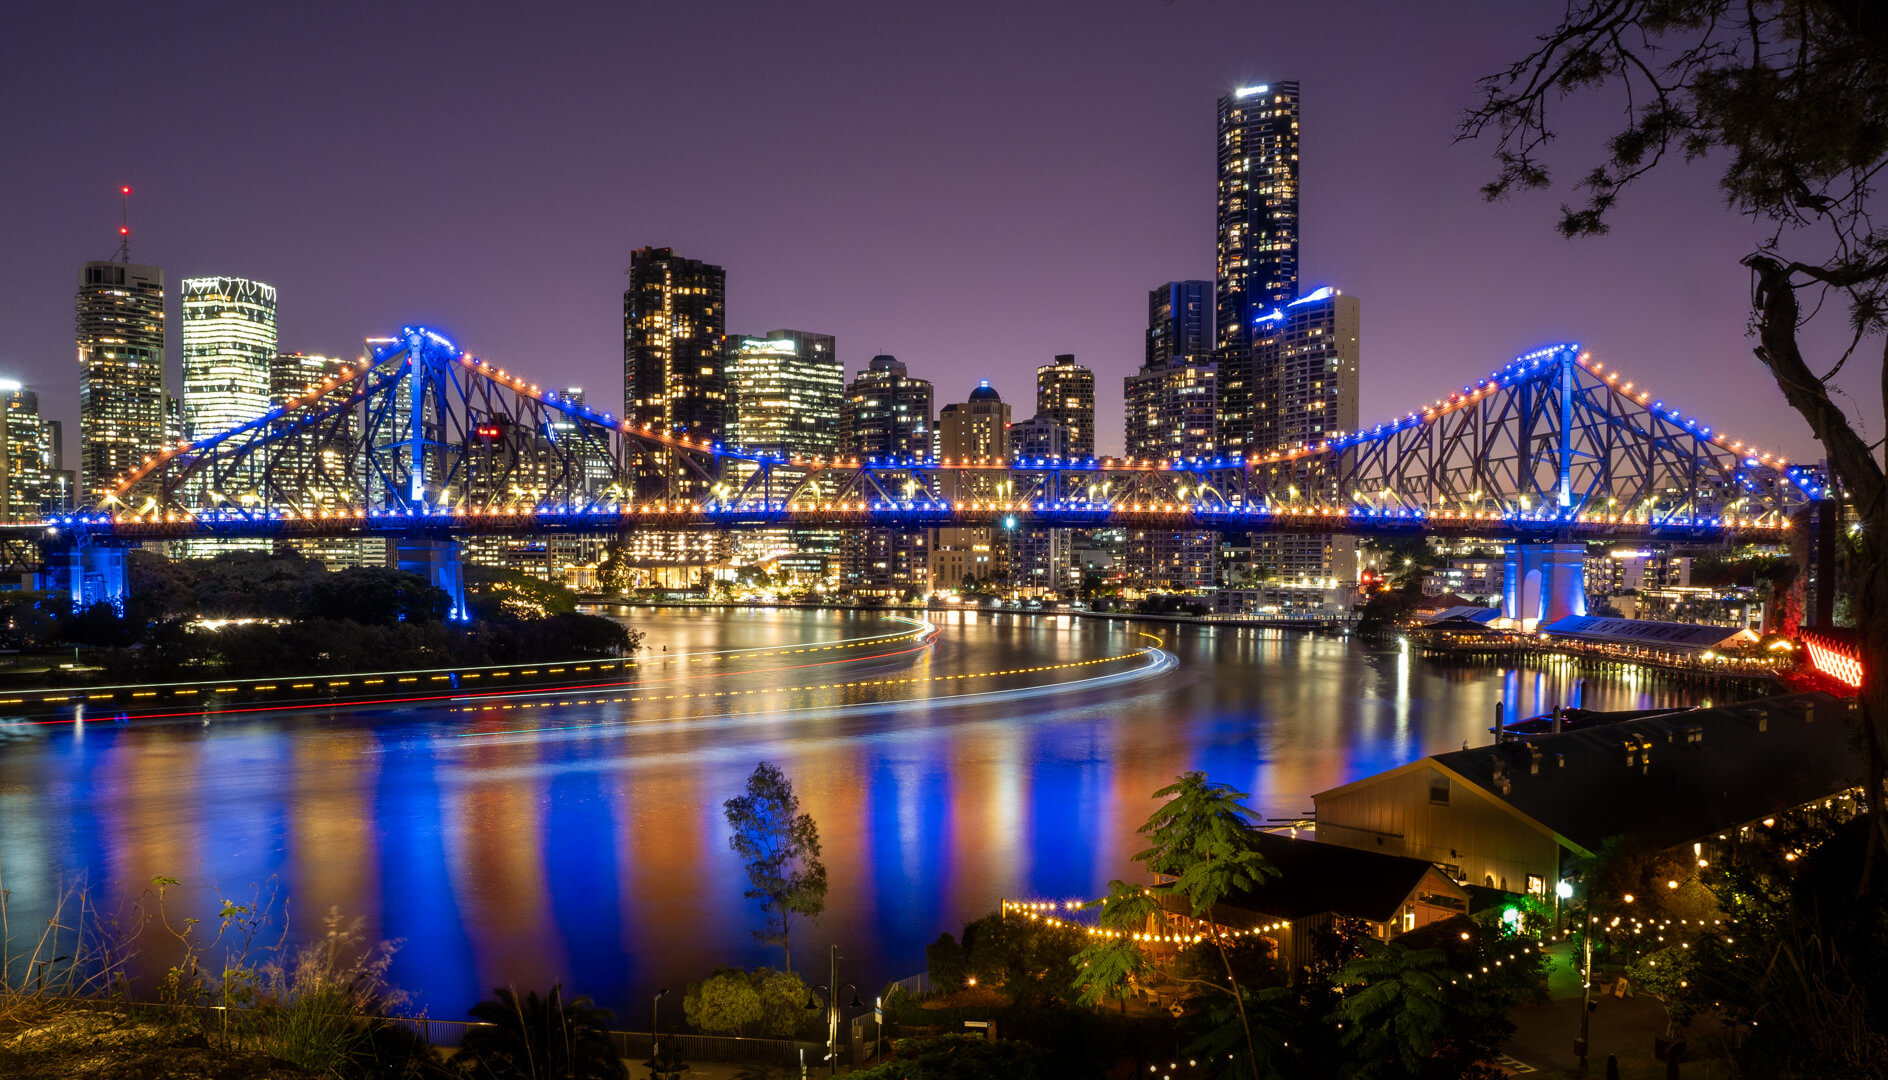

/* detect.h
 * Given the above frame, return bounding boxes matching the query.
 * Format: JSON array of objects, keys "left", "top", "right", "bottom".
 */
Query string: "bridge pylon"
[{"left": 1501, "top": 540, "right": 1588, "bottom": 628}]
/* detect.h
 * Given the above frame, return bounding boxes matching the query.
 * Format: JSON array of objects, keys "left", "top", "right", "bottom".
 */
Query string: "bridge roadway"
[
  {"left": 15, "top": 499, "right": 1790, "bottom": 543},
  {"left": 2, "top": 497, "right": 1790, "bottom": 632}
]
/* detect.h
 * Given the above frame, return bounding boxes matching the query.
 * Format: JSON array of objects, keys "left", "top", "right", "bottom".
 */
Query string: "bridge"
[{"left": 17, "top": 328, "right": 1823, "bottom": 625}]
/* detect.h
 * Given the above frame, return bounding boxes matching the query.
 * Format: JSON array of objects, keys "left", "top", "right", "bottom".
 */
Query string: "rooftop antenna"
[{"left": 116, "top": 186, "right": 131, "bottom": 262}]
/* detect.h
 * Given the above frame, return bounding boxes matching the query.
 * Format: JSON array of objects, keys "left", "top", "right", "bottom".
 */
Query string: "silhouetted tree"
[
  {"left": 1463, "top": 0, "right": 1888, "bottom": 878},
  {"left": 723, "top": 762, "right": 828, "bottom": 973}
]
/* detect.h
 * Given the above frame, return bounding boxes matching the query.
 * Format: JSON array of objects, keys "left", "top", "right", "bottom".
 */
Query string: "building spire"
[{"left": 116, "top": 186, "right": 131, "bottom": 262}]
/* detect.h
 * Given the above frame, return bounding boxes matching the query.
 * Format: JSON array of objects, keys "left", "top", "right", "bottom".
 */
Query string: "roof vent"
[
  {"left": 1555, "top": 752, "right": 1566, "bottom": 769},
  {"left": 1804, "top": 702, "right": 1815, "bottom": 723}
]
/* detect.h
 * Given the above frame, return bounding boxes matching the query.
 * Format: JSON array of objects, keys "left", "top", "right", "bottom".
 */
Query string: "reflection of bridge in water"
[{"left": 14, "top": 329, "right": 1824, "bottom": 624}]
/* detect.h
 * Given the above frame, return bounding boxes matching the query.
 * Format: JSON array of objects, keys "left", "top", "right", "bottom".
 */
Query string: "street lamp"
[{"left": 652, "top": 987, "right": 669, "bottom": 1058}]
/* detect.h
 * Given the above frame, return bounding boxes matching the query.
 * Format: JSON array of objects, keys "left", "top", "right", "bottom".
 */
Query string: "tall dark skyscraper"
[
  {"left": 839, "top": 355, "right": 934, "bottom": 596},
  {"left": 1215, "top": 82, "right": 1299, "bottom": 356},
  {"left": 623, "top": 247, "right": 727, "bottom": 498},
  {"left": 76, "top": 260, "right": 166, "bottom": 503},
  {"left": 1146, "top": 281, "right": 1212, "bottom": 371}
]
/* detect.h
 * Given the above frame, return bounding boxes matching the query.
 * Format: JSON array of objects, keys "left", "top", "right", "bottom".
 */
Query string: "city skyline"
[{"left": 0, "top": 2, "right": 1845, "bottom": 468}]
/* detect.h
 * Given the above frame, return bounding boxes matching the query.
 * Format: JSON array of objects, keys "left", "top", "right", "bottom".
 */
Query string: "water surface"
[{"left": 0, "top": 607, "right": 1712, "bottom": 1018}]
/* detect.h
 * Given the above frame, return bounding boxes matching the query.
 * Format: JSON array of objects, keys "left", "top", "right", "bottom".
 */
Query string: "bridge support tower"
[
  {"left": 47, "top": 539, "right": 130, "bottom": 615},
  {"left": 1502, "top": 541, "right": 1587, "bottom": 628},
  {"left": 396, "top": 535, "right": 468, "bottom": 621}
]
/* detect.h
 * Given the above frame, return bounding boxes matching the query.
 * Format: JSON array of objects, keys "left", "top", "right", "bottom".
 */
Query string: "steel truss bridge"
[{"left": 12, "top": 328, "right": 1823, "bottom": 617}]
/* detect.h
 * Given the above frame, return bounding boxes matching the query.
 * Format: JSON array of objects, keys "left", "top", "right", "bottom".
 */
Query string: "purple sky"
[{"left": 0, "top": 1, "right": 1854, "bottom": 463}]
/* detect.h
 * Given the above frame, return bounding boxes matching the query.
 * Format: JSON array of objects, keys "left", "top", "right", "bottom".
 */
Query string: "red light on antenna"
[
  {"left": 121, "top": 186, "right": 131, "bottom": 195},
  {"left": 119, "top": 227, "right": 129, "bottom": 236}
]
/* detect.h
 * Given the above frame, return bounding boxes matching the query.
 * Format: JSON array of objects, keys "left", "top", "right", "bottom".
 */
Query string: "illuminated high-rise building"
[
  {"left": 1247, "top": 287, "right": 1361, "bottom": 582},
  {"left": 838, "top": 355, "right": 933, "bottom": 596},
  {"left": 623, "top": 247, "right": 727, "bottom": 500},
  {"left": 1125, "top": 282, "right": 1220, "bottom": 592},
  {"left": 0, "top": 383, "right": 49, "bottom": 523},
  {"left": 270, "top": 351, "right": 351, "bottom": 406},
  {"left": 1010, "top": 415, "right": 1071, "bottom": 595},
  {"left": 933, "top": 382, "right": 1011, "bottom": 591},
  {"left": 76, "top": 260, "right": 165, "bottom": 502},
  {"left": 1216, "top": 82, "right": 1299, "bottom": 356},
  {"left": 1034, "top": 354, "right": 1094, "bottom": 459},
  {"left": 727, "top": 331, "right": 843, "bottom": 579},
  {"left": 182, "top": 276, "right": 277, "bottom": 440},
  {"left": 727, "top": 331, "right": 842, "bottom": 460}
]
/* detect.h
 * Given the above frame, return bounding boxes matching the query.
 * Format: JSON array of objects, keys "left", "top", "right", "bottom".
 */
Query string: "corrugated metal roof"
[
  {"left": 1539, "top": 615, "right": 1752, "bottom": 651},
  {"left": 1423, "top": 605, "right": 1502, "bottom": 624},
  {"left": 1427, "top": 692, "right": 1857, "bottom": 853}
]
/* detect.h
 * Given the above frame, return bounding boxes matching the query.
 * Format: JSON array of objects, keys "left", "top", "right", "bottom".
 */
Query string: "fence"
[
  {"left": 28, "top": 997, "right": 820, "bottom": 1069},
  {"left": 390, "top": 1019, "right": 820, "bottom": 1068}
]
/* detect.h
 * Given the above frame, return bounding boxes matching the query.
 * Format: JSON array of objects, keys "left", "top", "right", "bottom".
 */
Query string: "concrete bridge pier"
[
  {"left": 396, "top": 534, "right": 468, "bottom": 621},
  {"left": 1502, "top": 541, "right": 1587, "bottom": 629}
]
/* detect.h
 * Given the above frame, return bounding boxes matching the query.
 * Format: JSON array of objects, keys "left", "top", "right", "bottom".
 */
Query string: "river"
[{"left": 0, "top": 606, "right": 1718, "bottom": 1020}]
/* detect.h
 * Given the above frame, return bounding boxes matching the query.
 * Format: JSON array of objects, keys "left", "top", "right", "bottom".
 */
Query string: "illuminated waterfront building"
[
  {"left": 727, "top": 330, "right": 843, "bottom": 579},
  {"left": 624, "top": 248, "right": 730, "bottom": 573},
  {"left": 933, "top": 382, "right": 1011, "bottom": 591},
  {"left": 727, "top": 331, "right": 841, "bottom": 465},
  {"left": 181, "top": 276, "right": 277, "bottom": 441},
  {"left": 76, "top": 260, "right": 165, "bottom": 502},
  {"left": 548, "top": 387, "right": 618, "bottom": 500},
  {"left": 1010, "top": 415, "right": 1071, "bottom": 595},
  {"left": 838, "top": 355, "right": 933, "bottom": 596},
  {"left": 1125, "top": 283, "right": 1219, "bottom": 591},
  {"left": 1034, "top": 354, "right": 1094, "bottom": 459},
  {"left": 270, "top": 351, "right": 357, "bottom": 506},
  {"left": 623, "top": 247, "right": 726, "bottom": 500},
  {"left": 1216, "top": 81, "right": 1299, "bottom": 356},
  {"left": 0, "top": 383, "right": 50, "bottom": 523},
  {"left": 1244, "top": 287, "right": 1361, "bottom": 582}
]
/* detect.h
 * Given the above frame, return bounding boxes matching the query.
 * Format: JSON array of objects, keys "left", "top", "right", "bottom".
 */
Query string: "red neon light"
[{"left": 1804, "top": 633, "right": 1862, "bottom": 688}]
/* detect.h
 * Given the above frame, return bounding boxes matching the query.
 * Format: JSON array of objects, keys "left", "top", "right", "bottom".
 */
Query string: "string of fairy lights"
[{"left": 999, "top": 898, "right": 1543, "bottom": 992}]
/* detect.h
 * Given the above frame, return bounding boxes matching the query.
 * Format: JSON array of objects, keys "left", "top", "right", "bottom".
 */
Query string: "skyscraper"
[
  {"left": 76, "top": 260, "right": 165, "bottom": 502},
  {"left": 1147, "top": 281, "right": 1213, "bottom": 371},
  {"left": 1215, "top": 82, "right": 1299, "bottom": 356},
  {"left": 727, "top": 331, "right": 842, "bottom": 461},
  {"left": 1010, "top": 415, "right": 1070, "bottom": 595},
  {"left": 1034, "top": 354, "right": 1095, "bottom": 459},
  {"left": 182, "top": 277, "right": 277, "bottom": 440},
  {"left": 933, "top": 382, "right": 1011, "bottom": 590},
  {"left": 269, "top": 351, "right": 354, "bottom": 503},
  {"left": 838, "top": 355, "right": 933, "bottom": 463},
  {"left": 838, "top": 355, "right": 933, "bottom": 596},
  {"left": 0, "top": 382, "right": 49, "bottom": 523},
  {"left": 623, "top": 247, "right": 727, "bottom": 500},
  {"left": 1125, "top": 281, "right": 1220, "bottom": 591},
  {"left": 728, "top": 330, "right": 844, "bottom": 580},
  {"left": 1249, "top": 287, "right": 1361, "bottom": 582},
  {"left": 269, "top": 351, "right": 381, "bottom": 568}
]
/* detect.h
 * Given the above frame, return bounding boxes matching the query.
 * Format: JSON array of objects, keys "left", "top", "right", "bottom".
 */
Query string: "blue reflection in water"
[
  {"left": 376, "top": 735, "right": 477, "bottom": 1012},
  {"left": 0, "top": 611, "right": 1729, "bottom": 1019},
  {"left": 545, "top": 764, "right": 626, "bottom": 1001}
]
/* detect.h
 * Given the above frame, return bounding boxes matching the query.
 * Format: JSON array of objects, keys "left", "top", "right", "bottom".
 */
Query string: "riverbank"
[
  {"left": 1412, "top": 634, "right": 1787, "bottom": 692},
  {"left": 0, "top": 617, "right": 931, "bottom": 723},
  {"left": 580, "top": 595, "right": 1355, "bottom": 632}
]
